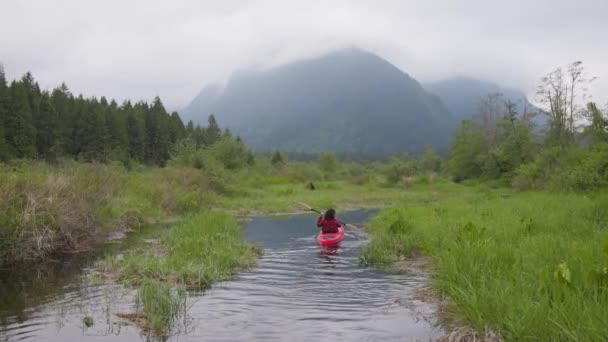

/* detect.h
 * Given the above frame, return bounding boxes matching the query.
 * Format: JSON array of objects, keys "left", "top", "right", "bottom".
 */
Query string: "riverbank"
[
  {"left": 0, "top": 160, "right": 407, "bottom": 265},
  {"left": 0, "top": 159, "right": 429, "bottom": 334},
  {"left": 363, "top": 188, "right": 608, "bottom": 341}
]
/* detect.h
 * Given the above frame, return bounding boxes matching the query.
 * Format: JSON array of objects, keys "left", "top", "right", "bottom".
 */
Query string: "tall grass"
[
  {"left": 136, "top": 278, "right": 185, "bottom": 332},
  {"left": 364, "top": 189, "right": 608, "bottom": 340},
  {"left": 112, "top": 211, "right": 261, "bottom": 288},
  {"left": 0, "top": 161, "right": 221, "bottom": 265},
  {"left": 0, "top": 161, "right": 124, "bottom": 264}
]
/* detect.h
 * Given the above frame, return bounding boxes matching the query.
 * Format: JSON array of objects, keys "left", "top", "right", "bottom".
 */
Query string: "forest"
[{"left": 0, "top": 65, "right": 252, "bottom": 168}]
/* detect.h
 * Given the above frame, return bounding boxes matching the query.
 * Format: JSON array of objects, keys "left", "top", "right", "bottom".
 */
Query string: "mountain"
[
  {"left": 424, "top": 77, "right": 532, "bottom": 121},
  {"left": 182, "top": 48, "right": 455, "bottom": 154}
]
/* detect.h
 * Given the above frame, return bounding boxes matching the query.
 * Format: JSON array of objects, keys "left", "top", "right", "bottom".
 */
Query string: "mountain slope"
[
  {"left": 425, "top": 77, "right": 531, "bottom": 121},
  {"left": 182, "top": 48, "right": 454, "bottom": 154}
]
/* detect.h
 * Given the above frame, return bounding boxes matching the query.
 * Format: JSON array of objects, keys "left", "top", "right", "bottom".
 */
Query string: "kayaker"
[{"left": 317, "top": 208, "right": 342, "bottom": 233}]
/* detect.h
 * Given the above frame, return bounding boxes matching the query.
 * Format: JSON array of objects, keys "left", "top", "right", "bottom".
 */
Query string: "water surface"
[{"left": 0, "top": 211, "right": 441, "bottom": 341}]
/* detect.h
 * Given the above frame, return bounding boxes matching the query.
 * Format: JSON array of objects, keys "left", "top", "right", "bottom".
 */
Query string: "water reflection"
[{"left": 0, "top": 211, "right": 442, "bottom": 341}]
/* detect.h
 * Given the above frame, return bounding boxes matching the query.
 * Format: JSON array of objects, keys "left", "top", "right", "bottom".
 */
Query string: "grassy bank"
[
  {"left": 98, "top": 212, "right": 260, "bottom": 333},
  {"left": 103, "top": 212, "right": 261, "bottom": 288},
  {"left": 0, "top": 158, "right": 421, "bottom": 265},
  {"left": 363, "top": 188, "right": 608, "bottom": 340},
  {"left": 0, "top": 161, "right": 222, "bottom": 265}
]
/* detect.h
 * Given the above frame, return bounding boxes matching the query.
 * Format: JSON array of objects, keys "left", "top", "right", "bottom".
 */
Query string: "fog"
[{"left": 1, "top": 0, "right": 606, "bottom": 110}]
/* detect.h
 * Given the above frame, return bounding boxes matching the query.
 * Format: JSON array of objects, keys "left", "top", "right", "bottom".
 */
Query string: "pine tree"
[
  {"left": 126, "top": 110, "right": 145, "bottom": 161},
  {"left": 82, "top": 104, "right": 108, "bottom": 162},
  {"left": 205, "top": 114, "right": 221, "bottom": 146},
  {"left": 168, "top": 111, "right": 185, "bottom": 144},
  {"left": 144, "top": 97, "right": 171, "bottom": 165},
  {"left": 186, "top": 120, "right": 194, "bottom": 136},
  {"left": 36, "top": 93, "right": 60, "bottom": 160},
  {"left": 271, "top": 151, "right": 284, "bottom": 166},
  {"left": 105, "top": 100, "right": 129, "bottom": 161},
  {"left": 0, "top": 64, "right": 9, "bottom": 160},
  {"left": 51, "top": 83, "right": 73, "bottom": 154},
  {"left": 6, "top": 82, "right": 37, "bottom": 158}
]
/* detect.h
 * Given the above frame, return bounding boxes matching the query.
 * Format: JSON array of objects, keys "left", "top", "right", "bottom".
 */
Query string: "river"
[{"left": 0, "top": 210, "right": 442, "bottom": 341}]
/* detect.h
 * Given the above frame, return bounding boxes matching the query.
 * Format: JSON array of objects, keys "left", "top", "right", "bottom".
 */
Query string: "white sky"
[{"left": 1, "top": 0, "right": 606, "bottom": 111}]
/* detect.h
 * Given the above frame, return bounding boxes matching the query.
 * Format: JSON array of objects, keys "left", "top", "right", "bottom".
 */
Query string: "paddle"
[{"left": 297, "top": 202, "right": 360, "bottom": 231}]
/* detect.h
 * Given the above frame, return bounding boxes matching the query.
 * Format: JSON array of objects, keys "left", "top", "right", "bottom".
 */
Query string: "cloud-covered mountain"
[
  {"left": 182, "top": 48, "right": 455, "bottom": 154},
  {"left": 425, "top": 77, "right": 532, "bottom": 121}
]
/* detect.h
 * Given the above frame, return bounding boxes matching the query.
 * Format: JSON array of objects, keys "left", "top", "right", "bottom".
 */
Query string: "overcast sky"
[{"left": 1, "top": 0, "right": 606, "bottom": 111}]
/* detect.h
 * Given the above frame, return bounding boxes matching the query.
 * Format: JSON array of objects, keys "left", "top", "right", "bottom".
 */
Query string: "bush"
[{"left": 384, "top": 157, "right": 417, "bottom": 184}]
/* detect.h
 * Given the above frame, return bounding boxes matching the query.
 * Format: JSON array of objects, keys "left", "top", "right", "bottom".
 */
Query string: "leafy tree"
[
  {"left": 209, "top": 136, "right": 250, "bottom": 170},
  {"left": 584, "top": 102, "right": 608, "bottom": 144},
  {"left": 318, "top": 153, "right": 339, "bottom": 175},
  {"left": 536, "top": 61, "right": 595, "bottom": 146},
  {"left": 421, "top": 146, "right": 442, "bottom": 172},
  {"left": 448, "top": 120, "right": 486, "bottom": 180},
  {"left": 385, "top": 157, "right": 418, "bottom": 184}
]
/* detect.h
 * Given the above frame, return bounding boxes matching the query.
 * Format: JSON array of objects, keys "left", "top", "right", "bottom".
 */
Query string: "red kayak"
[{"left": 316, "top": 226, "right": 345, "bottom": 246}]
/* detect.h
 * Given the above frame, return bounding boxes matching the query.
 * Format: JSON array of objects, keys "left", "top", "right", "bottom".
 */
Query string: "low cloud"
[{"left": 1, "top": 0, "right": 606, "bottom": 110}]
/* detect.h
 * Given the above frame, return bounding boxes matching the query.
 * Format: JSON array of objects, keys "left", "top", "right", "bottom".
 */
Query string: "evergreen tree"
[
  {"left": 206, "top": 114, "right": 221, "bottom": 145},
  {"left": 0, "top": 64, "right": 9, "bottom": 160},
  {"left": 271, "top": 151, "right": 284, "bottom": 166},
  {"left": 168, "top": 111, "right": 185, "bottom": 144},
  {"left": 105, "top": 100, "right": 129, "bottom": 160},
  {"left": 126, "top": 110, "right": 145, "bottom": 161},
  {"left": 35, "top": 93, "right": 60, "bottom": 160},
  {"left": 6, "top": 83, "right": 37, "bottom": 158},
  {"left": 51, "top": 83, "right": 73, "bottom": 154},
  {"left": 186, "top": 120, "right": 194, "bottom": 136},
  {"left": 20, "top": 72, "right": 41, "bottom": 123},
  {"left": 144, "top": 97, "right": 171, "bottom": 165}
]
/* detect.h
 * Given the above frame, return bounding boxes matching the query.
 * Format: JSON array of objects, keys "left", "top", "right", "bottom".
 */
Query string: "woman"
[{"left": 317, "top": 208, "right": 342, "bottom": 233}]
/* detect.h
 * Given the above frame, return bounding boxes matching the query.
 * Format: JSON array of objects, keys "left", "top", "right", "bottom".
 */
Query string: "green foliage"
[
  {"left": 6, "top": 83, "right": 37, "bottom": 158},
  {"left": 0, "top": 71, "right": 223, "bottom": 167},
  {"left": 82, "top": 315, "right": 94, "bottom": 328},
  {"left": 209, "top": 136, "right": 251, "bottom": 170},
  {"left": 360, "top": 208, "right": 419, "bottom": 265},
  {"left": 421, "top": 146, "right": 442, "bottom": 172},
  {"left": 384, "top": 157, "right": 417, "bottom": 184},
  {"left": 112, "top": 212, "right": 261, "bottom": 288},
  {"left": 364, "top": 190, "right": 608, "bottom": 340},
  {"left": 584, "top": 102, "right": 608, "bottom": 144},
  {"left": 271, "top": 151, "right": 285, "bottom": 167},
  {"left": 136, "top": 278, "right": 185, "bottom": 332},
  {"left": 318, "top": 153, "right": 339, "bottom": 177},
  {"left": 448, "top": 120, "right": 486, "bottom": 180}
]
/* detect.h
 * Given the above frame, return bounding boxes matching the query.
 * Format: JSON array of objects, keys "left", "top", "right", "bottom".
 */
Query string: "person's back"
[{"left": 317, "top": 208, "right": 341, "bottom": 233}]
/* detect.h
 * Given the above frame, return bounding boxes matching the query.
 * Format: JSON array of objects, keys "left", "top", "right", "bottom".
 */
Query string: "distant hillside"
[
  {"left": 425, "top": 77, "right": 532, "bottom": 121},
  {"left": 182, "top": 48, "right": 455, "bottom": 154}
]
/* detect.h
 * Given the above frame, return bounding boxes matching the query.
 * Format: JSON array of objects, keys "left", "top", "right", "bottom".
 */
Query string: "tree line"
[
  {"left": 448, "top": 61, "right": 608, "bottom": 190},
  {"left": 0, "top": 65, "right": 236, "bottom": 166}
]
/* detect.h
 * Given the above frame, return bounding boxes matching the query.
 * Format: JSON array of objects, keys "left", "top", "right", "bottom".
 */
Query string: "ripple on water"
[{"left": 0, "top": 210, "right": 442, "bottom": 342}]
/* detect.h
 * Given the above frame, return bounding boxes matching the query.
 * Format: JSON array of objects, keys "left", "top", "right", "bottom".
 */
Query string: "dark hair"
[{"left": 324, "top": 208, "right": 336, "bottom": 220}]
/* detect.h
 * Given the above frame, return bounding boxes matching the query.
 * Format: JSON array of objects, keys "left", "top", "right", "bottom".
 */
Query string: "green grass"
[
  {"left": 110, "top": 211, "right": 261, "bottom": 288},
  {"left": 363, "top": 188, "right": 608, "bottom": 341},
  {"left": 136, "top": 278, "right": 185, "bottom": 332}
]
